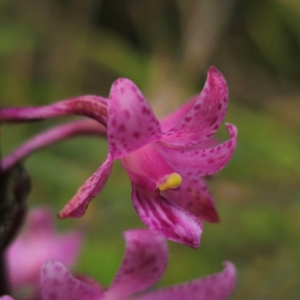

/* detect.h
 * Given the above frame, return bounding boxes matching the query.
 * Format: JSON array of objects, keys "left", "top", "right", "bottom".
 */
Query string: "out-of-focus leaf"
[
  {"left": 246, "top": 2, "right": 296, "bottom": 72},
  {"left": 88, "top": 30, "right": 150, "bottom": 88},
  {"left": 0, "top": 23, "right": 35, "bottom": 55},
  {"left": 223, "top": 102, "right": 300, "bottom": 183},
  {"left": 274, "top": 0, "right": 300, "bottom": 43}
]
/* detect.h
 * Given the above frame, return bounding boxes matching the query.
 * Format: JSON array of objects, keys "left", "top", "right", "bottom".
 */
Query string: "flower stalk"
[{"left": 0, "top": 96, "right": 108, "bottom": 126}]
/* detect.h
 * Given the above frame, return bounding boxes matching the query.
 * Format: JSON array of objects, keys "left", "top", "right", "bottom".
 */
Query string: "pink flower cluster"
[
  {"left": 0, "top": 66, "right": 237, "bottom": 299},
  {"left": 1, "top": 208, "right": 236, "bottom": 300}
]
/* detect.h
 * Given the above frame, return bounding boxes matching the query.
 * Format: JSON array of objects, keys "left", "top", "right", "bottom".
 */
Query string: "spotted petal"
[
  {"left": 162, "top": 177, "right": 219, "bottom": 223},
  {"left": 132, "top": 185, "right": 202, "bottom": 248},
  {"left": 58, "top": 156, "right": 113, "bottom": 219},
  {"left": 41, "top": 260, "right": 103, "bottom": 300},
  {"left": 161, "top": 67, "right": 228, "bottom": 146},
  {"left": 134, "top": 262, "right": 236, "bottom": 300},
  {"left": 105, "top": 229, "right": 167, "bottom": 299},
  {"left": 108, "top": 78, "right": 162, "bottom": 159},
  {"left": 155, "top": 124, "right": 237, "bottom": 177}
]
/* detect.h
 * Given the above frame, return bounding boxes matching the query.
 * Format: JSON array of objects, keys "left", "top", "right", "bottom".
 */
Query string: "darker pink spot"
[
  {"left": 151, "top": 266, "right": 159, "bottom": 273},
  {"left": 124, "top": 267, "right": 135, "bottom": 274},
  {"left": 131, "top": 85, "right": 137, "bottom": 92},
  {"left": 123, "top": 110, "right": 130, "bottom": 119},
  {"left": 54, "top": 265, "right": 63, "bottom": 272},
  {"left": 133, "top": 132, "right": 140, "bottom": 139},
  {"left": 194, "top": 104, "right": 201, "bottom": 110},
  {"left": 227, "top": 140, "right": 233, "bottom": 148},
  {"left": 118, "top": 124, "right": 126, "bottom": 132},
  {"left": 208, "top": 158, "right": 215, "bottom": 164},
  {"left": 209, "top": 116, "right": 218, "bottom": 127},
  {"left": 48, "top": 293, "right": 58, "bottom": 300},
  {"left": 142, "top": 107, "right": 150, "bottom": 115},
  {"left": 140, "top": 254, "right": 156, "bottom": 267}
]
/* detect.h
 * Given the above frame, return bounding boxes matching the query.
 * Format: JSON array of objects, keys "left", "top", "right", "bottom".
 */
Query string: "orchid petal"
[
  {"left": 105, "top": 229, "right": 168, "bottom": 299},
  {"left": 161, "top": 67, "right": 228, "bottom": 146},
  {"left": 58, "top": 156, "right": 113, "bottom": 219},
  {"left": 162, "top": 177, "right": 219, "bottom": 223},
  {"left": 134, "top": 262, "right": 236, "bottom": 300},
  {"left": 7, "top": 207, "right": 81, "bottom": 290},
  {"left": 41, "top": 260, "right": 103, "bottom": 300},
  {"left": 0, "top": 296, "right": 14, "bottom": 300},
  {"left": 132, "top": 185, "right": 202, "bottom": 248},
  {"left": 75, "top": 275, "right": 105, "bottom": 294},
  {"left": 155, "top": 124, "right": 237, "bottom": 177},
  {"left": 121, "top": 143, "right": 175, "bottom": 191},
  {"left": 108, "top": 78, "right": 162, "bottom": 159}
]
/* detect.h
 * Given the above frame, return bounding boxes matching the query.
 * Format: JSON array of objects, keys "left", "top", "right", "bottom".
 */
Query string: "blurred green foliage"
[{"left": 1, "top": 0, "right": 300, "bottom": 299}]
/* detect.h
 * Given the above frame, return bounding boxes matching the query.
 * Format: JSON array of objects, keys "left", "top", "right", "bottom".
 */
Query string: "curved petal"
[
  {"left": 121, "top": 143, "right": 175, "bottom": 191},
  {"left": 134, "top": 262, "right": 236, "bottom": 300},
  {"left": 132, "top": 185, "right": 202, "bottom": 248},
  {"left": 75, "top": 275, "right": 105, "bottom": 294},
  {"left": 41, "top": 260, "right": 103, "bottom": 300},
  {"left": 162, "top": 177, "right": 219, "bottom": 223},
  {"left": 108, "top": 78, "right": 162, "bottom": 159},
  {"left": 155, "top": 124, "right": 237, "bottom": 177},
  {"left": 58, "top": 156, "right": 113, "bottom": 219},
  {"left": 0, "top": 296, "right": 15, "bottom": 300},
  {"left": 7, "top": 207, "right": 82, "bottom": 290},
  {"left": 105, "top": 229, "right": 168, "bottom": 299},
  {"left": 161, "top": 67, "right": 228, "bottom": 146}
]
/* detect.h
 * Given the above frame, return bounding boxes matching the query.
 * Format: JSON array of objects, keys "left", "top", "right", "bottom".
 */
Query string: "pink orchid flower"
[
  {"left": 59, "top": 67, "right": 237, "bottom": 248},
  {"left": 39, "top": 229, "right": 236, "bottom": 300},
  {"left": 0, "top": 67, "right": 237, "bottom": 248},
  {"left": 5, "top": 207, "right": 82, "bottom": 299}
]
